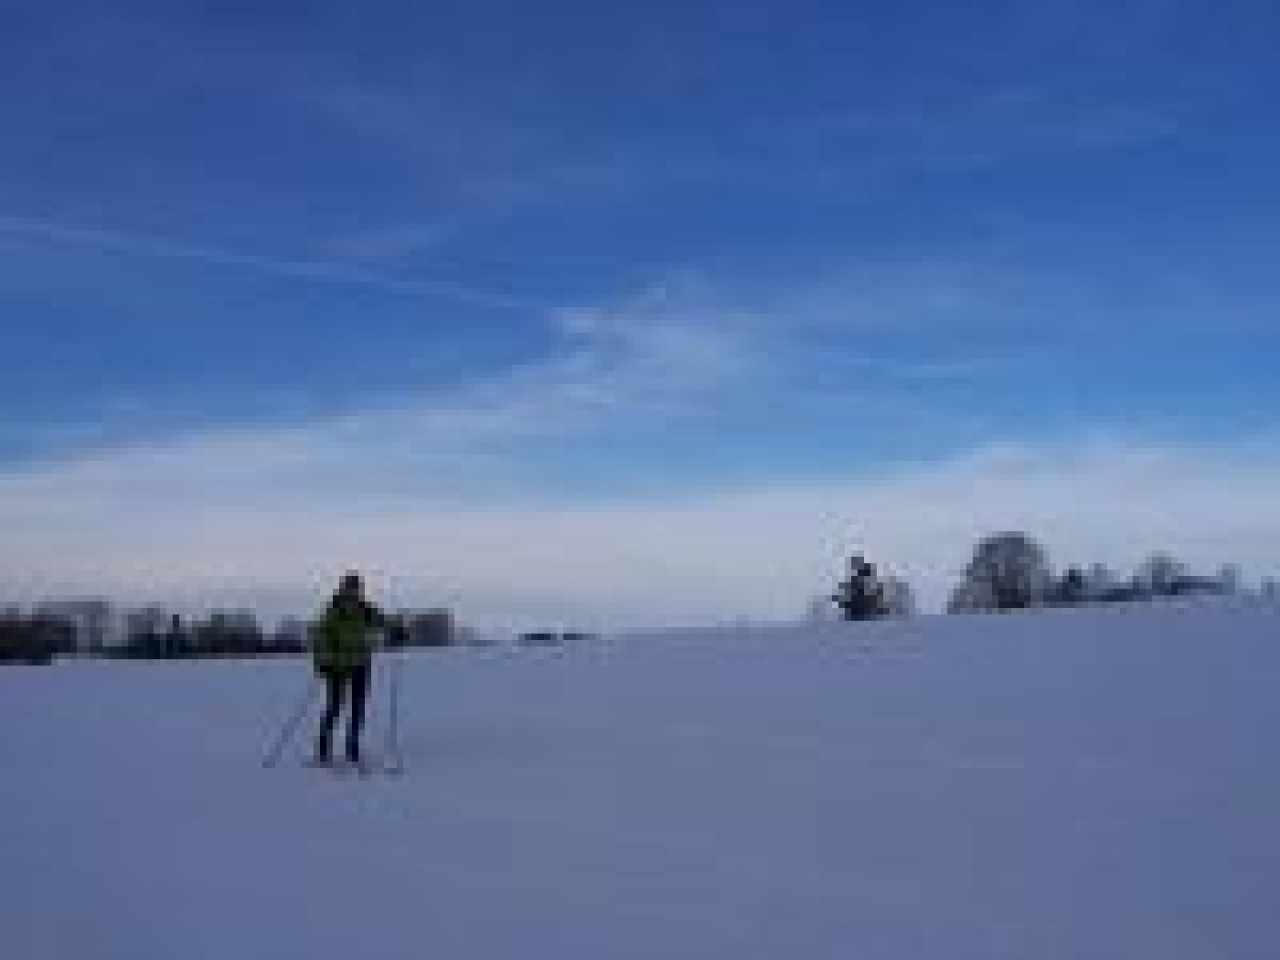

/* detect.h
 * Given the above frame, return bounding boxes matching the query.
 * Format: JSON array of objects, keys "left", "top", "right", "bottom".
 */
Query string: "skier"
[{"left": 311, "top": 572, "right": 390, "bottom": 767}]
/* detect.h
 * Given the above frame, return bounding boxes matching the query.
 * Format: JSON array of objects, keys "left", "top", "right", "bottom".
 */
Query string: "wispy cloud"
[
  {"left": 792, "top": 86, "right": 1188, "bottom": 172},
  {"left": 0, "top": 284, "right": 761, "bottom": 498},
  {"left": 0, "top": 212, "right": 548, "bottom": 311},
  {"left": 0, "top": 254, "right": 1054, "bottom": 468},
  {"left": 320, "top": 220, "right": 458, "bottom": 264}
]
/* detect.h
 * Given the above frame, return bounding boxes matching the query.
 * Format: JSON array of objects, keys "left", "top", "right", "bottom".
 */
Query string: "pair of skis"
[{"left": 304, "top": 754, "right": 403, "bottom": 778}]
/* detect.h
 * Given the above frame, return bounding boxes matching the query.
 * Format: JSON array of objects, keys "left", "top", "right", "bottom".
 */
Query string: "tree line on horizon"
[
  {"left": 830, "top": 531, "right": 1275, "bottom": 621},
  {"left": 2, "top": 532, "right": 1276, "bottom": 664},
  {"left": 0, "top": 605, "right": 456, "bottom": 667}
]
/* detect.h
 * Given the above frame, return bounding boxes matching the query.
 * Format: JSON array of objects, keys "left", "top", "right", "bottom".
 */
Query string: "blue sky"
[{"left": 2, "top": 0, "right": 1279, "bottom": 626}]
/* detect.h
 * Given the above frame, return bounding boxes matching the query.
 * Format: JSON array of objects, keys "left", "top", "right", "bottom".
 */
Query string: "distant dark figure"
[{"left": 312, "top": 572, "right": 388, "bottom": 766}]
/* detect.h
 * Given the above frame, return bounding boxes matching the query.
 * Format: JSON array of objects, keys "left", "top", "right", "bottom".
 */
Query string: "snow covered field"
[{"left": 3, "top": 600, "right": 1279, "bottom": 959}]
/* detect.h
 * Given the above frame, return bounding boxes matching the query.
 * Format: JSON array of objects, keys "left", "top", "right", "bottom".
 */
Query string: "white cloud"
[
  {"left": 3, "top": 427, "right": 1278, "bottom": 631},
  {"left": 2, "top": 285, "right": 757, "bottom": 487},
  {"left": 0, "top": 292, "right": 764, "bottom": 622},
  {"left": 2, "top": 269, "right": 1275, "bottom": 631}
]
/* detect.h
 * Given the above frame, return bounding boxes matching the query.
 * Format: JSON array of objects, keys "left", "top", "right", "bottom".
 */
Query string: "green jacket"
[{"left": 312, "top": 598, "right": 385, "bottom": 673}]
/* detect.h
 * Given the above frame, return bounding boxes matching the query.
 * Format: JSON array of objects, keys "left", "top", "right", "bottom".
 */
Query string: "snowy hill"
[{"left": 4, "top": 600, "right": 1280, "bottom": 959}]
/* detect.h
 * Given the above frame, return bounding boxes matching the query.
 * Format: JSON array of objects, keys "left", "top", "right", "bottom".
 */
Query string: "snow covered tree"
[
  {"left": 956, "top": 532, "right": 1052, "bottom": 612},
  {"left": 879, "top": 576, "right": 916, "bottom": 617},
  {"left": 833, "top": 555, "right": 887, "bottom": 620}
]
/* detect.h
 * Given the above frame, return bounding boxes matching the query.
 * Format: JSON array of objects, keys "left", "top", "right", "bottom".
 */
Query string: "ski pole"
[
  {"left": 384, "top": 654, "right": 405, "bottom": 774},
  {"left": 261, "top": 678, "right": 318, "bottom": 768}
]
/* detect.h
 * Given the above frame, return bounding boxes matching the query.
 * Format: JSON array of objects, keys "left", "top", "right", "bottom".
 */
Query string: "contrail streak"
[{"left": 0, "top": 212, "right": 552, "bottom": 312}]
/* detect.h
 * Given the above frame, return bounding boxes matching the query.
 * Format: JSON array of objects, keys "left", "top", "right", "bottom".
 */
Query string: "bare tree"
[
  {"left": 1086, "top": 563, "right": 1117, "bottom": 600},
  {"left": 1136, "top": 553, "right": 1187, "bottom": 597},
  {"left": 1217, "top": 564, "right": 1242, "bottom": 596},
  {"left": 955, "top": 532, "right": 1052, "bottom": 612},
  {"left": 947, "top": 580, "right": 983, "bottom": 614},
  {"left": 807, "top": 595, "right": 838, "bottom": 622},
  {"left": 1050, "top": 567, "right": 1088, "bottom": 606}
]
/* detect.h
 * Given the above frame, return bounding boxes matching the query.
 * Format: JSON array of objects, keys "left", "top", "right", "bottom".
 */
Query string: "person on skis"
[{"left": 311, "top": 572, "right": 389, "bottom": 767}]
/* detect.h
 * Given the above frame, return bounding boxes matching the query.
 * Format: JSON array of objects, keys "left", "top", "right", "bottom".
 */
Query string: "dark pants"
[{"left": 316, "top": 664, "right": 371, "bottom": 762}]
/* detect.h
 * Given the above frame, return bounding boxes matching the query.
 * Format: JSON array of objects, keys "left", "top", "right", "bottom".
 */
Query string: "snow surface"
[{"left": 4, "top": 600, "right": 1280, "bottom": 959}]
